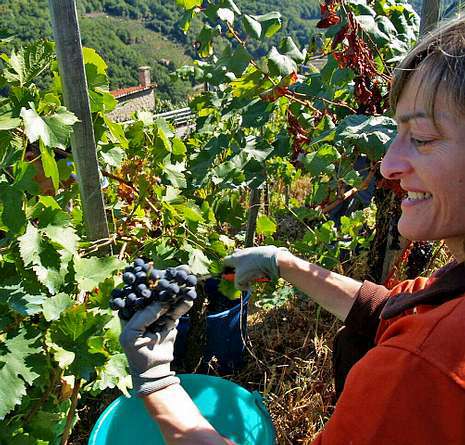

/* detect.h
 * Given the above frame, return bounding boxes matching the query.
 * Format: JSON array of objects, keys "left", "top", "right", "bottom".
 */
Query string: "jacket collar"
[{"left": 381, "top": 261, "right": 465, "bottom": 320}]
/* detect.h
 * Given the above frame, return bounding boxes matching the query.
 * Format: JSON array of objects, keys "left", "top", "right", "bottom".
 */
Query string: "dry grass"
[{"left": 229, "top": 296, "right": 341, "bottom": 444}]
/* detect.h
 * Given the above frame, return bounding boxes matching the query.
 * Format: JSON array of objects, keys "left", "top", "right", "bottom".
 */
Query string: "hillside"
[{"left": 0, "top": 0, "right": 320, "bottom": 102}]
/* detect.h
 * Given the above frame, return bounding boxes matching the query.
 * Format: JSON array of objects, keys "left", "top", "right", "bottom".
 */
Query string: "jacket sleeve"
[
  {"left": 343, "top": 281, "right": 390, "bottom": 339},
  {"left": 312, "top": 345, "right": 465, "bottom": 445}
]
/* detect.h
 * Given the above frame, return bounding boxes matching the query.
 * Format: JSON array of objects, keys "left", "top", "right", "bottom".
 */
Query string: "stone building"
[{"left": 108, "top": 66, "right": 156, "bottom": 122}]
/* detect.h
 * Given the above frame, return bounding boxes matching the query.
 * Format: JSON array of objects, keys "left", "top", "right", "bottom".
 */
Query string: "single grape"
[
  {"left": 168, "top": 283, "right": 180, "bottom": 295},
  {"left": 118, "top": 306, "right": 134, "bottom": 320},
  {"left": 150, "top": 269, "right": 164, "bottom": 281},
  {"left": 123, "top": 272, "right": 136, "bottom": 285},
  {"left": 122, "top": 285, "right": 133, "bottom": 296},
  {"left": 135, "top": 271, "right": 147, "bottom": 283},
  {"left": 126, "top": 293, "right": 138, "bottom": 307},
  {"left": 142, "top": 263, "right": 151, "bottom": 273},
  {"left": 165, "top": 268, "right": 176, "bottom": 279},
  {"left": 124, "top": 266, "right": 135, "bottom": 274},
  {"left": 185, "top": 274, "right": 197, "bottom": 287},
  {"left": 133, "top": 266, "right": 143, "bottom": 273},
  {"left": 141, "top": 289, "right": 152, "bottom": 299},
  {"left": 174, "top": 269, "right": 188, "bottom": 284},
  {"left": 111, "top": 288, "right": 124, "bottom": 299},
  {"left": 110, "top": 297, "right": 125, "bottom": 310},
  {"left": 185, "top": 289, "right": 197, "bottom": 300},
  {"left": 136, "top": 283, "right": 147, "bottom": 293},
  {"left": 134, "top": 258, "right": 145, "bottom": 267},
  {"left": 134, "top": 297, "right": 146, "bottom": 309},
  {"left": 158, "top": 290, "right": 171, "bottom": 302},
  {"left": 157, "top": 278, "right": 170, "bottom": 291}
]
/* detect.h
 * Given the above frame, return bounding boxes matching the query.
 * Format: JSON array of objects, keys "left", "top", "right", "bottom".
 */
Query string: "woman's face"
[{"left": 381, "top": 74, "right": 465, "bottom": 258}]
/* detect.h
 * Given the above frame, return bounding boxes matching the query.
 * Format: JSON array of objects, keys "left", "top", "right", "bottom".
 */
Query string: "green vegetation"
[{"left": 0, "top": 0, "right": 322, "bottom": 102}]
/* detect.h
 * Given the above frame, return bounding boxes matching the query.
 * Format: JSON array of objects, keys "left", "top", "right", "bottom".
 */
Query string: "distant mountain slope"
[{"left": 0, "top": 0, "right": 321, "bottom": 99}]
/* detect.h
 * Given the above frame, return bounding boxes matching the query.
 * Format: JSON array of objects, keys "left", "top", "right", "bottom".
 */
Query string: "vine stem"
[
  {"left": 24, "top": 367, "right": 60, "bottom": 423},
  {"left": 60, "top": 378, "right": 82, "bottom": 445},
  {"left": 320, "top": 162, "right": 378, "bottom": 214}
]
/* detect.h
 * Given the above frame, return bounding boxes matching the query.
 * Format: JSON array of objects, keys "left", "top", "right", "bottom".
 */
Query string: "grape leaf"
[
  {"left": 267, "top": 47, "right": 297, "bottom": 77},
  {"left": 47, "top": 305, "right": 112, "bottom": 380},
  {"left": 90, "top": 353, "right": 131, "bottom": 396},
  {"left": 242, "top": 15, "right": 261, "bottom": 39},
  {"left": 163, "top": 160, "right": 187, "bottom": 189},
  {"left": 217, "top": 8, "right": 234, "bottom": 24},
  {"left": 251, "top": 12, "right": 282, "bottom": 38},
  {"left": 42, "top": 293, "right": 74, "bottom": 322},
  {"left": 176, "top": 0, "right": 202, "bottom": 10},
  {"left": 74, "top": 256, "right": 125, "bottom": 293},
  {"left": 187, "top": 247, "right": 211, "bottom": 275},
  {"left": 2, "top": 40, "right": 55, "bottom": 87},
  {"left": 0, "top": 183, "right": 26, "bottom": 235},
  {"left": 256, "top": 215, "right": 277, "bottom": 236},
  {"left": 20, "top": 105, "right": 78, "bottom": 149},
  {"left": 0, "top": 328, "right": 42, "bottom": 419},
  {"left": 0, "top": 283, "right": 46, "bottom": 316}
]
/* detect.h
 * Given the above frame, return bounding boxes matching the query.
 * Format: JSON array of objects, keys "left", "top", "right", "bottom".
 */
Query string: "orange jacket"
[{"left": 313, "top": 265, "right": 465, "bottom": 445}]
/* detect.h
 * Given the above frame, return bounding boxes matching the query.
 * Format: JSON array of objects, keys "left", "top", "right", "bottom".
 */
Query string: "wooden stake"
[
  {"left": 48, "top": 0, "right": 110, "bottom": 245},
  {"left": 420, "top": 0, "right": 441, "bottom": 36},
  {"left": 245, "top": 188, "right": 261, "bottom": 247}
]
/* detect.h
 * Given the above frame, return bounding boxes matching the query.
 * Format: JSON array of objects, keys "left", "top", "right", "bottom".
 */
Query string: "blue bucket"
[
  {"left": 174, "top": 292, "right": 251, "bottom": 372},
  {"left": 88, "top": 374, "right": 276, "bottom": 445}
]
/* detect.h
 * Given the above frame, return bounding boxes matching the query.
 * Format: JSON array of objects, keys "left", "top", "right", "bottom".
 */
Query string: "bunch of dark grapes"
[
  {"left": 109, "top": 258, "right": 198, "bottom": 321},
  {"left": 406, "top": 241, "right": 434, "bottom": 279}
]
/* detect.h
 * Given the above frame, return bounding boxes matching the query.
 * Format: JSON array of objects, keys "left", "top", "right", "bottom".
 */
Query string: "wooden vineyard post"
[
  {"left": 420, "top": 0, "right": 441, "bottom": 36},
  {"left": 48, "top": 0, "right": 110, "bottom": 248},
  {"left": 245, "top": 188, "right": 261, "bottom": 247}
]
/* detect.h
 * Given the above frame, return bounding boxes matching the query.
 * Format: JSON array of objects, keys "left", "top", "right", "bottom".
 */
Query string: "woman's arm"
[
  {"left": 277, "top": 251, "right": 363, "bottom": 321},
  {"left": 142, "top": 384, "right": 235, "bottom": 445}
]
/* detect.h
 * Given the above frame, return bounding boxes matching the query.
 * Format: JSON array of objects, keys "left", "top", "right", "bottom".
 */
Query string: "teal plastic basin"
[{"left": 88, "top": 374, "right": 276, "bottom": 445}]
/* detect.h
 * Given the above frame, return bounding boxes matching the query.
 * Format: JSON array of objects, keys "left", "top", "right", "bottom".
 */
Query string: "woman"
[{"left": 119, "top": 17, "right": 465, "bottom": 444}]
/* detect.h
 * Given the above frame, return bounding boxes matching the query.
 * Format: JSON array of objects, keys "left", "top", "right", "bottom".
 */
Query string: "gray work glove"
[
  {"left": 119, "top": 296, "right": 193, "bottom": 397},
  {"left": 223, "top": 245, "right": 291, "bottom": 290}
]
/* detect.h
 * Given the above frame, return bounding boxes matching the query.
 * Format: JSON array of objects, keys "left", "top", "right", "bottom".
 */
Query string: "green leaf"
[
  {"left": 0, "top": 328, "right": 42, "bottom": 419},
  {"left": 279, "top": 37, "right": 305, "bottom": 64},
  {"left": 267, "top": 47, "right": 297, "bottom": 77},
  {"left": 242, "top": 15, "right": 262, "bottom": 39},
  {"left": 256, "top": 214, "right": 277, "bottom": 236},
  {"left": 82, "top": 47, "right": 108, "bottom": 75},
  {"left": 0, "top": 103, "right": 21, "bottom": 130},
  {"left": 42, "top": 293, "right": 74, "bottom": 322},
  {"left": 176, "top": 0, "right": 202, "bottom": 10},
  {"left": 218, "top": 279, "right": 242, "bottom": 300},
  {"left": 303, "top": 144, "right": 340, "bottom": 177},
  {"left": 20, "top": 105, "right": 78, "bottom": 149},
  {"left": 47, "top": 305, "right": 111, "bottom": 380},
  {"left": 38, "top": 140, "right": 59, "bottom": 191},
  {"left": 2, "top": 40, "right": 54, "bottom": 87},
  {"left": 217, "top": 8, "right": 234, "bottom": 24},
  {"left": 74, "top": 256, "right": 125, "bottom": 293},
  {"left": 0, "top": 183, "right": 26, "bottom": 234},
  {"left": 91, "top": 353, "right": 131, "bottom": 396},
  {"left": 355, "top": 15, "right": 390, "bottom": 45},
  {"left": 163, "top": 161, "right": 187, "bottom": 189},
  {"left": 101, "top": 146, "right": 125, "bottom": 167},
  {"left": 103, "top": 115, "right": 129, "bottom": 149},
  {"left": 172, "top": 137, "right": 187, "bottom": 156},
  {"left": 336, "top": 115, "right": 397, "bottom": 160},
  {"left": 251, "top": 12, "right": 282, "bottom": 38},
  {"left": 0, "top": 283, "right": 46, "bottom": 316},
  {"left": 187, "top": 248, "right": 211, "bottom": 275},
  {"left": 226, "top": 46, "right": 252, "bottom": 77}
]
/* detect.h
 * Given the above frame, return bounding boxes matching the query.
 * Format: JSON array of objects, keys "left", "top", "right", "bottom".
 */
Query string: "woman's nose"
[{"left": 380, "top": 135, "right": 413, "bottom": 180}]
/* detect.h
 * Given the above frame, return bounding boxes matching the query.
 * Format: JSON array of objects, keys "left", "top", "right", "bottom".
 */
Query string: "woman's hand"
[
  {"left": 119, "top": 296, "right": 193, "bottom": 396},
  {"left": 223, "top": 245, "right": 292, "bottom": 290}
]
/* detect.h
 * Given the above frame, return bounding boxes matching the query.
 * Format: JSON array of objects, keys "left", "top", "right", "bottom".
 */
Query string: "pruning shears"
[{"left": 198, "top": 267, "right": 271, "bottom": 283}]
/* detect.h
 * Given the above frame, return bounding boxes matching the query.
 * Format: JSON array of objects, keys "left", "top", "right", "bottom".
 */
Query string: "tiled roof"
[{"left": 110, "top": 84, "right": 155, "bottom": 99}]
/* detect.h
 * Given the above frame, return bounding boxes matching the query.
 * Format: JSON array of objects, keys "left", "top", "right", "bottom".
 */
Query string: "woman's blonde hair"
[{"left": 390, "top": 17, "right": 465, "bottom": 118}]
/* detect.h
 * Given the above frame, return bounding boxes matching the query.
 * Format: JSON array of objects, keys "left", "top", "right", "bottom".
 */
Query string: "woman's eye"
[{"left": 410, "top": 137, "right": 433, "bottom": 148}]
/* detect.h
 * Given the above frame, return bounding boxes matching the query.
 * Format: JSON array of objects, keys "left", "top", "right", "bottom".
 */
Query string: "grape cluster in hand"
[{"left": 109, "top": 258, "right": 198, "bottom": 321}]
